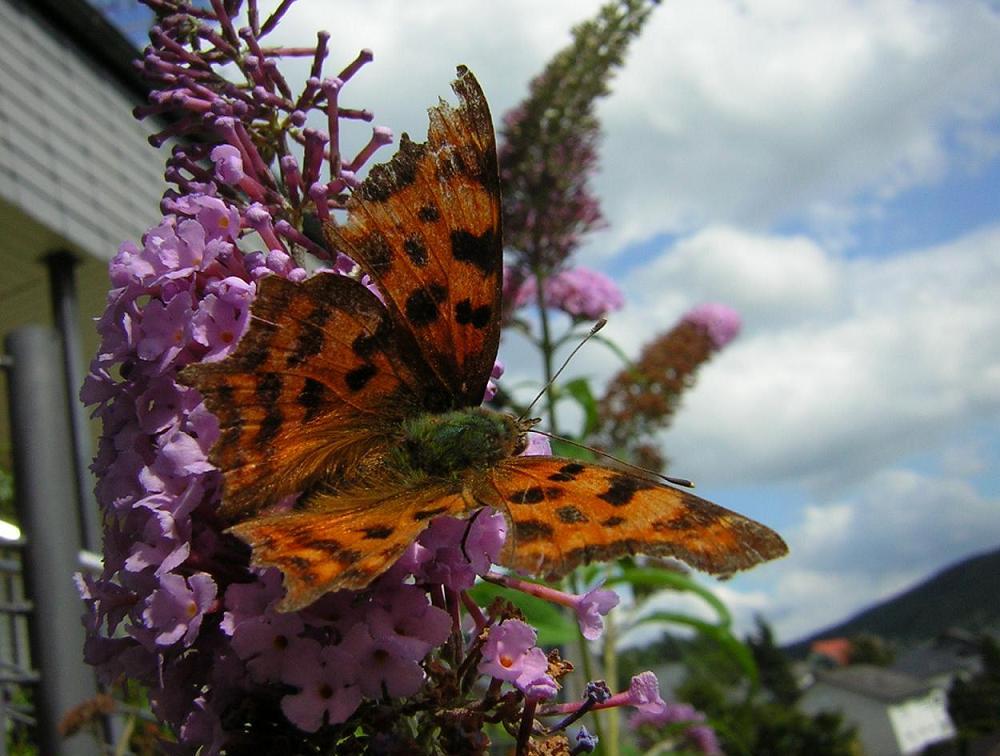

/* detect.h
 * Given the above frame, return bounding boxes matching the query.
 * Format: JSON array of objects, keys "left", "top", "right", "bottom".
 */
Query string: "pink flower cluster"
[
  {"left": 681, "top": 302, "right": 742, "bottom": 350},
  {"left": 506, "top": 266, "right": 624, "bottom": 320}
]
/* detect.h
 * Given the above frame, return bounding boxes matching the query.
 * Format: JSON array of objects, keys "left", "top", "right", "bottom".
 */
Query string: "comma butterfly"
[{"left": 179, "top": 67, "right": 787, "bottom": 611}]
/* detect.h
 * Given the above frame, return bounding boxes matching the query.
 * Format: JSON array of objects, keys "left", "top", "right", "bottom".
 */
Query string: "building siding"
[{"left": 0, "top": 0, "right": 167, "bottom": 263}]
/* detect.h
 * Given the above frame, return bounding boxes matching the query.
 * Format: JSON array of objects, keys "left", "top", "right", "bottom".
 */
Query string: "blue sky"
[{"left": 100, "top": 0, "right": 1000, "bottom": 643}]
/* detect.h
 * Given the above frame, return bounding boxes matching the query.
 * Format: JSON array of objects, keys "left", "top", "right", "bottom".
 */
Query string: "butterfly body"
[
  {"left": 396, "top": 408, "right": 529, "bottom": 480},
  {"left": 179, "top": 67, "right": 787, "bottom": 612}
]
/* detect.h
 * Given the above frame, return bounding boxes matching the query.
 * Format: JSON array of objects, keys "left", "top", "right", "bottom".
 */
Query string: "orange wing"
[
  {"left": 487, "top": 456, "right": 788, "bottom": 580},
  {"left": 229, "top": 487, "right": 471, "bottom": 611},
  {"left": 178, "top": 273, "right": 426, "bottom": 518},
  {"left": 325, "top": 66, "right": 502, "bottom": 410}
]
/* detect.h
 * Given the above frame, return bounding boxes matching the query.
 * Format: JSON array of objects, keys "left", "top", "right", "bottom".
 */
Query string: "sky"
[{"left": 102, "top": 0, "right": 1000, "bottom": 644}]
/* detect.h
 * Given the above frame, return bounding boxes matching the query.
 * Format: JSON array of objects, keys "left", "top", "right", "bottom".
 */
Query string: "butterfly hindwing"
[
  {"left": 488, "top": 456, "right": 788, "bottom": 580},
  {"left": 229, "top": 488, "right": 471, "bottom": 611},
  {"left": 179, "top": 273, "right": 424, "bottom": 518},
  {"left": 325, "top": 66, "right": 502, "bottom": 409}
]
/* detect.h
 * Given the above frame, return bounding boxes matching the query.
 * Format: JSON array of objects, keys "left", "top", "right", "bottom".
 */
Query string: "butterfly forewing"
[
  {"left": 325, "top": 66, "right": 502, "bottom": 409},
  {"left": 178, "top": 273, "right": 423, "bottom": 518},
  {"left": 487, "top": 456, "right": 788, "bottom": 581}
]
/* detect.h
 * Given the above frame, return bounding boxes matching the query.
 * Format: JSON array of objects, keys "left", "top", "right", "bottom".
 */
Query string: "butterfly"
[{"left": 179, "top": 66, "right": 787, "bottom": 611}]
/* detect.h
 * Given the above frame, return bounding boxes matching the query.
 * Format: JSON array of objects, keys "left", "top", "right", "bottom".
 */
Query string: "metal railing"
[{"left": 4, "top": 326, "right": 101, "bottom": 756}]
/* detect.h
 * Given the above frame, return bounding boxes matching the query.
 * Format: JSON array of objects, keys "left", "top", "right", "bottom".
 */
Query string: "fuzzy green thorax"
[{"left": 399, "top": 408, "right": 527, "bottom": 478}]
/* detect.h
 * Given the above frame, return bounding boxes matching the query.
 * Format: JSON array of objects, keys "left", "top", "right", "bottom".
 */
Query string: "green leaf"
[
  {"left": 466, "top": 581, "right": 578, "bottom": 646},
  {"left": 549, "top": 438, "right": 597, "bottom": 461},
  {"left": 591, "top": 332, "right": 635, "bottom": 370},
  {"left": 637, "top": 612, "right": 759, "bottom": 685},
  {"left": 607, "top": 566, "right": 733, "bottom": 628},
  {"left": 563, "top": 376, "right": 600, "bottom": 438}
]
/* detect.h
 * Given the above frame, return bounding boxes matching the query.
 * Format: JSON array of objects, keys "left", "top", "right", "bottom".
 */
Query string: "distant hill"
[{"left": 786, "top": 546, "right": 1000, "bottom": 656}]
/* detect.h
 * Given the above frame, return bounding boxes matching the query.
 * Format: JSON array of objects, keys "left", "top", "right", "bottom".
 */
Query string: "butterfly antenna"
[
  {"left": 529, "top": 427, "right": 696, "bottom": 489},
  {"left": 519, "top": 319, "right": 607, "bottom": 421}
]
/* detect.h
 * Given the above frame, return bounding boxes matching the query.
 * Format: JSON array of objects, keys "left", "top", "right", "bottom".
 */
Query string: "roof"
[
  {"left": 27, "top": 0, "right": 149, "bottom": 100},
  {"left": 811, "top": 637, "right": 853, "bottom": 666},
  {"left": 893, "top": 637, "right": 982, "bottom": 680},
  {"left": 813, "top": 664, "right": 936, "bottom": 704}
]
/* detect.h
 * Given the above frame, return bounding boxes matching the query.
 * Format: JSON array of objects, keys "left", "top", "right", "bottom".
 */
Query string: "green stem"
[
  {"left": 570, "top": 573, "right": 607, "bottom": 750},
  {"left": 532, "top": 266, "right": 560, "bottom": 436},
  {"left": 114, "top": 715, "right": 136, "bottom": 756},
  {"left": 603, "top": 610, "right": 621, "bottom": 756}
]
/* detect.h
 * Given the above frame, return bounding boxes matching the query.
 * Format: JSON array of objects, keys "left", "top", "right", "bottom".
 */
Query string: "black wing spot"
[
  {"left": 597, "top": 475, "right": 654, "bottom": 507},
  {"left": 413, "top": 506, "right": 448, "bottom": 521},
  {"left": 548, "top": 462, "right": 585, "bottom": 482},
  {"left": 297, "top": 378, "right": 327, "bottom": 421},
  {"left": 256, "top": 407, "right": 283, "bottom": 446},
  {"left": 454, "top": 299, "right": 492, "bottom": 329},
  {"left": 360, "top": 232, "right": 393, "bottom": 276},
  {"left": 509, "top": 486, "right": 545, "bottom": 505},
  {"left": 601, "top": 516, "right": 626, "bottom": 528},
  {"left": 403, "top": 235, "right": 429, "bottom": 267},
  {"left": 405, "top": 284, "right": 447, "bottom": 326},
  {"left": 338, "top": 549, "right": 363, "bottom": 564},
  {"left": 362, "top": 526, "right": 394, "bottom": 540},
  {"left": 514, "top": 519, "right": 554, "bottom": 542},
  {"left": 417, "top": 204, "right": 440, "bottom": 222},
  {"left": 509, "top": 486, "right": 563, "bottom": 505},
  {"left": 238, "top": 330, "right": 274, "bottom": 370},
  {"left": 351, "top": 315, "right": 393, "bottom": 359},
  {"left": 287, "top": 306, "right": 331, "bottom": 366},
  {"left": 310, "top": 539, "right": 343, "bottom": 553},
  {"left": 345, "top": 364, "right": 377, "bottom": 392},
  {"left": 451, "top": 229, "right": 498, "bottom": 276},
  {"left": 256, "top": 372, "right": 283, "bottom": 405},
  {"left": 556, "top": 506, "right": 589, "bottom": 524}
]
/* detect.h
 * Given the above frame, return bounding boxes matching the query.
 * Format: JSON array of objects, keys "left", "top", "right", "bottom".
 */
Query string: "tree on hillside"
[
  {"left": 675, "top": 621, "right": 858, "bottom": 756},
  {"left": 848, "top": 633, "right": 895, "bottom": 667},
  {"left": 948, "top": 634, "right": 1000, "bottom": 743},
  {"left": 748, "top": 617, "right": 801, "bottom": 706}
]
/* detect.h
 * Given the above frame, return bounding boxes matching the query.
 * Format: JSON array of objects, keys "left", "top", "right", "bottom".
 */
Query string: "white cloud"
[
  {"left": 261, "top": 1, "right": 1000, "bottom": 256},
  {"left": 635, "top": 224, "right": 1000, "bottom": 486},
  {"left": 757, "top": 467, "right": 1000, "bottom": 641},
  {"left": 622, "top": 227, "right": 842, "bottom": 329},
  {"left": 593, "top": 0, "right": 1000, "bottom": 251}
]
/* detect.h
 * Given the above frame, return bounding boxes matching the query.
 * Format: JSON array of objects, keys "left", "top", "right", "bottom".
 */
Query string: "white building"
[{"left": 800, "top": 664, "right": 956, "bottom": 756}]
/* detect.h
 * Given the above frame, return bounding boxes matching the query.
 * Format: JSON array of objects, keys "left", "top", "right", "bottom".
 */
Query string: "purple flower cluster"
[
  {"left": 506, "top": 265, "right": 624, "bottom": 321},
  {"left": 137, "top": 0, "right": 390, "bottom": 248},
  {"left": 500, "top": 104, "right": 605, "bottom": 274},
  {"left": 75, "top": 2, "right": 684, "bottom": 752},
  {"left": 79, "top": 202, "right": 524, "bottom": 746},
  {"left": 479, "top": 620, "right": 557, "bottom": 700},
  {"left": 628, "top": 673, "right": 723, "bottom": 756}
]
